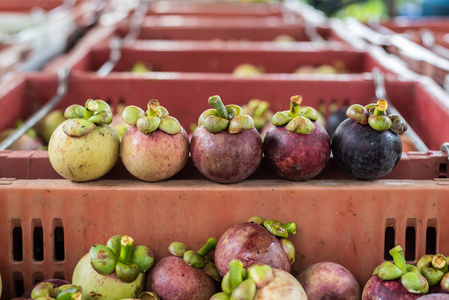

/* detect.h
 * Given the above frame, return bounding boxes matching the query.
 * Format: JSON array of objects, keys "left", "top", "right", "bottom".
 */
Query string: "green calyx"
[
  {"left": 374, "top": 245, "right": 407, "bottom": 281},
  {"left": 271, "top": 95, "right": 316, "bottom": 135},
  {"left": 31, "top": 283, "right": 83, "bottom": 300},
  {"left": 183, "top": 237, "right": 218, "bottom": 269},
  {"left": 213, "top": 260, "right": 273, "bottom": 300},
  {"left": 89, "top": 235, "right": 154, "bottom": 283},
  {"left": 401, "top": 272, "right": 429, "bottom": 294},
  {"left": 347, "top": 99, "right": 408, "bottom": 133},
  {"left": 122, "top": 99, "right": 181, "bottom": 135},
  {"left": 170, "top": 237, "right": 221, "bottom": 282},
  {"left": 198, "top": 95, "right": 254, "bottom": 134},
  {"left": 63, "top": 99, "right": 113, "bottom": 137}
]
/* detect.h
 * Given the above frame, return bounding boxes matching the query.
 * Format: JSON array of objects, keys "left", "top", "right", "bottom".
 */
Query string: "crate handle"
[
  {"left": 97, "top": 35, "right": 123, "bottom": 77},
  {"left": 0, "top": 67, "right": 71, "bottom": 151},
  {"left": 372, "top": 67, "right": 429, "bottom": 152},
  {"left": 123, "top": 0, "right": 149, "bottom": 45}
]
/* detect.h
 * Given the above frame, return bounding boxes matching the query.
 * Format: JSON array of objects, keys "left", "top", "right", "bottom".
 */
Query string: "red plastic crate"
[
  {"left": 45, "top": 40, "right": 396, "bottom": 76},
  {"left": 0, "top": 73, "right": 448, "bottom": 299}
]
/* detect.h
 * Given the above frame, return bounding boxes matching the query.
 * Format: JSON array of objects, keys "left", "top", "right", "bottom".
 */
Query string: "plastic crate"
[
  {"left": 146, "top": 1, "right": 285, "bottom": 17},
  {"left": 45, "top": 41, "right": 396, "bottom": 76},
  {"left": 0, "top": 73, "right": 448, "bottom": 299}
]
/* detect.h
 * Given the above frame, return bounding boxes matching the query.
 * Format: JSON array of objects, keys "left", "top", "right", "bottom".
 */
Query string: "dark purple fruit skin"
[
  {"left": 263, "top": 122, "right": 330, "bottom": 181},
  {"left": 332, "top": 118, "right": 402, "bottom": 180},
  {"left": 146, "top": 256, "right": 217, "bottom": 300},
  {"left": 362, "top": 275, "right": 421, "bottom": 300},
  {"left": 214, "top": 222, "right": 290, "bottom": 276},
  {"left": 296, "top": 262, "right": 361, "bottom": 300},
  {"left": 190, "top": 126, "right": 262, "bottom": 183},
  {"left": 326, "top": 108, "right": 348, "bottom": 138},
  {"left": 23, "top": 279, "right": 71, "bottom": 298},
  {"left": 429, "top": 284, "right": 449, "bottom": 294}
]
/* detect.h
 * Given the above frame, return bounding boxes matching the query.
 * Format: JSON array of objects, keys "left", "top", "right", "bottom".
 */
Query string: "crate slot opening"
[
  {"left": 13, "top": 271, "right": 24, "bottom": 298},
  {"left": 32, "top": 271, "right": 44, "bottom": 284},
  {"left": 426, "top": 223, "right": 437, "bottom": 254},
  {"left": 405, "top": 222, "right": 416, "bottom": 261},
  {"left": 53, "top": 218, "right": 65, "bottom": 262},
  {"left": 438, "top": 163, "right": 447, "bottom": 178},
  {"left": 32, "top": 219, "right": 44, "bottom": 261},
  {"left": 53, "top": 272, "right": 65, "bottom": 280},
  {"left": 11, "top": 219, "right": 23, "bottom": 262},
  {"left": 384, "top": 219, "right": 396, "bottom": 260}
]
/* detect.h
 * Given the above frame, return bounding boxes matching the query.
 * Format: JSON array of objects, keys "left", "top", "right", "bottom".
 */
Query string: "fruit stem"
[
  {"left": 390, "top": 245, "right": 407, "bottom": 274},
  {"left": 198, "top": 237, "right": 217, "bottom": 257},
  {"left": 289, "top": 95, "right": 303, "bottom": 117},
  {"left": 119, "top": 235, "right": 134, "bottom": 265},
  {"left": 84, "top": 99, "right": 98, "bottom": 120},
  {"left": 283, "top": 222, "right": 297, "bottom": 235},
  {"left": 373, "top": 99, "right": 388, "bottom": 116},
  {"left": 147, "top": 99, "right": 160, "bottom": 117},
  {"left": 208, "top": 95, "right": 228, "bottom": 119}
]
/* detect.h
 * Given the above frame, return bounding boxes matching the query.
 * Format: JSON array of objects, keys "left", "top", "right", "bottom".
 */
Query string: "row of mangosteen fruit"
[
  {"left": 16, "top": 216, "right": 449, "bottom": 300},
  {"left": 47, "top": 94, "right": 408, "bottom": 183}
]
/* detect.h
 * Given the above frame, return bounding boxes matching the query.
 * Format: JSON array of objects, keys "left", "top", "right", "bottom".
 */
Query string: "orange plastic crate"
[{"left": 0, "top": 73, "right": 448, "bottom": 299}]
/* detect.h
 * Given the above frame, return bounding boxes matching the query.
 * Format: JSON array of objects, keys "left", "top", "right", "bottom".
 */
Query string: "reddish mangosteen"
[
  {"left": 332, "top": 99, "right": 408, "bottom": 180},
  {"left": 190, "top": 95, "right": 262, "bottom": 183},
  {"left": 416, "top": 253, "right": 449, "bottom": 295},
  {"left": 263, "top": 95, "right": 330, "bottom": 181},
  {"left": 146, "top": 238, "right": 220, "bottom": 300},
  {"left": 296, "top": 262, "right": 361, "bottom": 299},
  {"left": 214, "top": 217, "right": 296, "bottom": 276},
  {"left": 362, "top": 245, "right": 429, "bottom": 299},
  {"left": 420, "top": 294, "right": 449, "bottom": 299},
  {"left": 120, "top": 99, "right": 189, "bottom": 182}
]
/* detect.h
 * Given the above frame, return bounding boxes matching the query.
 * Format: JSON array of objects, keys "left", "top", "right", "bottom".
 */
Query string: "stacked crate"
[{"left": 0, "top": 1, "right": 449, "bottom": 299}]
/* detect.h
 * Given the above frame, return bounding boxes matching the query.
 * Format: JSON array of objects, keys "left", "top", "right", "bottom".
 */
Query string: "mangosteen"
[
  {"left": 190, "top": 95, "right": 262, "bottom": 183},
  {"left": 23, "top": 279, "right": 71, "bottom": 299},
  {"left": 48, "top": 99, "right": 120, "bottom": 182},
  {"left": 215, "top": 217, "right": 296, "bottom": 276},
  {"left": 120, "top": 99, "right": 189, "bottom": 182},
  {"left": 263, "top": 95, "right": 330, "bottom": 181},
  {"left": 326, "top": 107, "right": 348, "bottom": 138},
  {"left": 0, "top": 127, "right": 44, "bottom": 151},
  {"left": 362, "top": 245, "right": 429, "bottom": 299},
  {"left": 296, "top": 262, "right": 361, "bottom": 299},
  {"left": 34, "top": 109, "right": 66, "bottom": 144},
  {"left": 211, "top": 261, "right": 307, "bottom": 300},
  {"left": 146, "top": 238, "right": 220, "bottom": 300},
  {"left": 72, "top": 235, "right": 154, "bottom": 300},
  {"left": 416, "top": 253, "right": 449, "bottom": 293},
  {"left": 29, "top": 282, "right": 82, "bottom": 299},
  {"left": 420, "top": 294, "right": 449, "bottom": 299},
  {"left": 242, "top": 99, "right": 273, "bottom": 132},
  {"left": 332, "top": 99, "right": 408, "bottom": 180}
]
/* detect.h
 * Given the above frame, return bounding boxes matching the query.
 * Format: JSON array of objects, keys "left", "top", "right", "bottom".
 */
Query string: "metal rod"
[
  {"left": 372, "top": 67, "right": 429, "bottom": 152},
  {"left": 96, "top": 35, "right": 123, "bottom": 77},
  {"left": 0, "top": 67, "right": 71, "bottom": 151}
]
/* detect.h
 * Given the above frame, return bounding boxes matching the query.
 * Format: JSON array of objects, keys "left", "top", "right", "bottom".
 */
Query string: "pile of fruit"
[{"left": 11, "top": 217, "right": 449, "bottom": 299}]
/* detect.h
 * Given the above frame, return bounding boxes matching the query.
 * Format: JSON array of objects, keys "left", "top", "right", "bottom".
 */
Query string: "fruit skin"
[
  {"left": 34, "top": 110, "right": 66, "bottom": 144},
  {"left": 254, "top": 269, "right": 307, "bottom": 300},
  {"left": 146, "top": 256, "right": 217, "bottom": 300},
  {"left": 48, "top": 120, "right": 120, "bottom": 182},
  {"left": 419, "top": 294, "right": 449, "bottom": 299},
  {"left": 215, "top": 222, "right": 291, "bottom": 276},
  {"left": 296, "top": 262, "right": 361, "bottom": 300},
  {"left": 326, "top": 108, "right": 348, "bottom": 138},
  {"left": 190, "top": 127, "right": 262, "bottom": 183},
  {"left": 72, "top": 253, "right": 145, "bottom": 300},
  {"left": 362, "top": 275, "right": 421, "bottom": 300},
  {"left": 263, "top": 122, "right": 330, "bottom": 181},
  {"left": 0, "top": 129, "right": 44, "bottom": 150},
  {"left": 120, "top": 126, "right": 189, "bottom": 182},
  {"left": 332, "top": 118, "right": 402, "bottom": 180}
]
